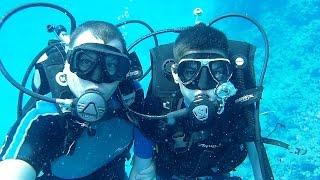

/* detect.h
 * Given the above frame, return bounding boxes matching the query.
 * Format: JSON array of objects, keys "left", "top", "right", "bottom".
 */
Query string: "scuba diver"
[
  {"left": 130, "top": 23, "right": 272, "bottom": 179},
  {"left": 0, "top": 20, "right": 150, "bottom": 180}
]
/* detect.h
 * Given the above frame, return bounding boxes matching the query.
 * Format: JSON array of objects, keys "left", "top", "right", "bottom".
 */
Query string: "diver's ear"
[{"left": 171, "top": 63, "right": 179, "bottom": 84}]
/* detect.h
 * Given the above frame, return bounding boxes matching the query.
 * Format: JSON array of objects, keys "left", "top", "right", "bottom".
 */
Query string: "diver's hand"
[
  {"left": 0, "top": 159, "right": 36, "bottom": 180},
  {"left": 130, "top": 156, "right": 156, "bottom": 180},
  {"left": 134, "top": 162, "right": 156, "bottom": 180}
]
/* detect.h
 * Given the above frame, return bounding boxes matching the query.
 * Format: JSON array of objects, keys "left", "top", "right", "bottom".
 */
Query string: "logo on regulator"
[{"left": 192, "top": 105, "right": 209, "bottom": 121}]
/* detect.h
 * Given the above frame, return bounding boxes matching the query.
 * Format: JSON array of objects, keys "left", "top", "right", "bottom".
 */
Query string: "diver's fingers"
[
  {"left": 139, "top": 162, "right": 155, "bottom": 174},
  {"left": 135, "top": 163, "right": 156, "bottom": 180},
  {"left": 135, "top": 173, "right": 156, "bottom": 180}
]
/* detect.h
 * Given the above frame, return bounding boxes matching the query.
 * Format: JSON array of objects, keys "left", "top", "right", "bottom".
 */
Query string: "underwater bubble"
[{"left": 123, "top": 10, "right": 130, "bottom": 18}]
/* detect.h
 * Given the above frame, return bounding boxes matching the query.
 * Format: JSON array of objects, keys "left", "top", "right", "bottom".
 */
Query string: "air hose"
[
  {"left": 17, "top": 42, "right": 64, "bottom": 118},
  {"left": 0, "top": 2, "right": 76, "bottom": 106},
  {"left": 210, "top": 14, "right": 274, "bottom": 179}
]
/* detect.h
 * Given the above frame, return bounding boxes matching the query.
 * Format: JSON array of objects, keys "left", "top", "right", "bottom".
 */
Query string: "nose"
[
  {"left": 89, "top": 65, "right": 103, "bottom": 83},
  {"left": 197, "top": 67, "right": 215, "bottom": 90}
]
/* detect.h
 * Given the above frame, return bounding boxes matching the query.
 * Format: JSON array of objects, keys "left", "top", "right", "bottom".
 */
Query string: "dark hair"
[
  {"left": 173, "top": 23, "right": 228, "bottom": 60},
  {"left": 69, "top": 21, "right": 126, "bottom": 50}
]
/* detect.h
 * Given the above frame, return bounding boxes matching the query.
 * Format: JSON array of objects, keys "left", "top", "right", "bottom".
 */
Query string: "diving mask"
[
  {"left": 176, "top": 58, "right": 232, "bottom": 89},
  {"left": 69, "top": 43, "right": 130, "bottom": 83}
]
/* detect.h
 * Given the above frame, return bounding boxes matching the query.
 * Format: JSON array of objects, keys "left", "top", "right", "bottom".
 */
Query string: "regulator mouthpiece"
[{"left": 74, "top": 91, "right": 107, "bottom": 122}]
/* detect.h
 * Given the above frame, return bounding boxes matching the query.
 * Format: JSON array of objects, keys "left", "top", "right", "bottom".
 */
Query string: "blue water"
[{"left": 0, "top": 0, "right": 319, "bottom": 179}]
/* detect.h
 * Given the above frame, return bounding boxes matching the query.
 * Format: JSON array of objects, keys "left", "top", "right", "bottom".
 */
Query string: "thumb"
[{"left": 135, "top": 163, "right": 156, "bottom": 180}]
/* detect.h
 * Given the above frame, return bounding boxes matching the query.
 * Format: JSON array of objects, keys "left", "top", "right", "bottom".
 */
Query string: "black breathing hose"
[
  {"left": 116, "top": 20, "right": 162, "bottom": 81},
  {"left": 116, "top": 20, "right": 159, "bottom": 47},
  {"left": 0, "top": 2, "right": 76, "bottom": 32},
  {"left": 127, "top": 28, "right": 186, "bottom": 82},
  {"left": 210, "top": 14, "right": 273, "bottom": 179},
  {"left": 17, "top": 42, "right": 64, "bottom": 118},
  {"left": 128, "top": 28, "right": 185, "bottom": 51},
  {"left": 0, "top": 59, "right": 56, "bottom": 103},
  {"left": 128, "top": 107, "right": 188, "bottom": 121},
  {"left": 208, "top": 13, "right": 269, "bottom": 86},
  {"left": 0, "top": 2, "right": 76, "bottom": 106}
]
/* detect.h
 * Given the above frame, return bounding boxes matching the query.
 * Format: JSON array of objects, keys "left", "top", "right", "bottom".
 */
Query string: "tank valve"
[{"left": 193, "top": 8, "right": 203, "bottom": 24}]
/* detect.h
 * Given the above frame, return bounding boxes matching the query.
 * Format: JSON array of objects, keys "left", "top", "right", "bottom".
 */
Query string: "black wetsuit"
[
  {"left": 140, "top": 94, "right": 253, "bottom": 179},
  {"left": 0, "top": 81, "right": 144, "bottom": 180}
]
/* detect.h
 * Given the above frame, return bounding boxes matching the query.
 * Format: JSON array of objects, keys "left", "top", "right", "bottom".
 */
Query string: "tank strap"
[{"left": 234, "top": 86, "right": 263, "bottom": 106}]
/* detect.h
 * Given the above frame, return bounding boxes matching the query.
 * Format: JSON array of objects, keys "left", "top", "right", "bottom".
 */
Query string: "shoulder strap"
[{"left": 34, "top": 41, "right": 72, "bottom": 99}]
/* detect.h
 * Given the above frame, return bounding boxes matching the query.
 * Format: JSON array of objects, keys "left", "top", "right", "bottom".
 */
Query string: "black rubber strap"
[{"left": 234, "top": 86, "right": 263, "bottom": 105}]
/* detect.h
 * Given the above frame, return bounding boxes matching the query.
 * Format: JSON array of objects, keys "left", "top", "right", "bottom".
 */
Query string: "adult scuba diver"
[{"left": 0, "top": 3, "right": 154, "bottom": 179}]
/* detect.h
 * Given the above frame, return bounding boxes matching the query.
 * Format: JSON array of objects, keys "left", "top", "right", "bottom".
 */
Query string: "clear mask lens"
[
  {"left": 177, "top": 58, "right": 232, "bottom": 85},
  {"left": 75, "top": 50, "right": 99, "bottom": 74},
  {"left": 70, "top": 44, "right": 131, "bottom": 83}
]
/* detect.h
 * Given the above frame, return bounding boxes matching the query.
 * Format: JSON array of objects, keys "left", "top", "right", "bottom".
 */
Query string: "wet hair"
[
  {"left": 69, "top": 21, "right": 126, "bottom": 50},
  {"left": 173, "top": 23, "right": 228, "bottom": 61}
]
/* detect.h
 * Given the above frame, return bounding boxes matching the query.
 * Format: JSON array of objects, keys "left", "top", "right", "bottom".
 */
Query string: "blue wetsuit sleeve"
[
  {"left": 1, "top": 101, "right": 64, "bottom": 174},
  {"left": 134, "top": 127, "right": 154, "bottom": 159}
]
